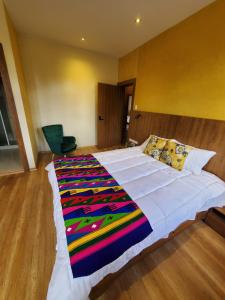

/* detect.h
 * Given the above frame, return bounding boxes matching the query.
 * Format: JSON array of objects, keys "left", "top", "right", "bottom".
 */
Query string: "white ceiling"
[{"left": 5, "top": 0, "right": 215, "bottom": 57}]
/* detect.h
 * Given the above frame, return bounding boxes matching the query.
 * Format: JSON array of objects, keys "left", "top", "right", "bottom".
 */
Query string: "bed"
[{"left": 46, "top": 145, "right": 225, "bottom": 300}]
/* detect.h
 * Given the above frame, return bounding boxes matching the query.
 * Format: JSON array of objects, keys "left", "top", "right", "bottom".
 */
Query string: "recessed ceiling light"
[
  {"left": 135, "top": 17, "right": 141, "bottom": 24},
  {"left": 81, "top": 37, "right": 85, "bottom": 41}
]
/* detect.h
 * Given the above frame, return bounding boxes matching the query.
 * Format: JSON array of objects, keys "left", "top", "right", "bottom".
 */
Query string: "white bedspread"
[{"left": 46, "top": 147, "right": 225, "bottom": 300}]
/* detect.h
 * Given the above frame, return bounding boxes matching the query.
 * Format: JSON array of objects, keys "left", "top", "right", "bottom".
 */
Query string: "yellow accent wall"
[
  {"left": 118, "top": 49, "right": 139, "bottom": 83},
  {"left": 119, "top": 0, "right": 225, "bottom": 121}
]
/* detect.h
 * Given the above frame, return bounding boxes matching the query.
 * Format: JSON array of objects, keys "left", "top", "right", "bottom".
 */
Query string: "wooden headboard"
[{"left": 128, "top": 111, "right": 225, "bottom": 181}]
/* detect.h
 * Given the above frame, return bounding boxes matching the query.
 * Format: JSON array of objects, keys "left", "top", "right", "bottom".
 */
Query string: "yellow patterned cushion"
[
  {"left": 160, "top": 140, "right": 192, "bottom": 171},
  {"left": 143, "top": 135, "right": 167, "bottom": 160}
]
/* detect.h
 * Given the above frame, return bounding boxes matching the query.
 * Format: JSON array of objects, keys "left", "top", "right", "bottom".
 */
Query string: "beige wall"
[
  {"left": 0, "top": 1, "right": 37, "bottom": 168},
  {"left": 119, "top": 0, "right": 225, "bottom": 121},
  {"left": 19, "top": 35, "right": 118, "bottom": 151}
]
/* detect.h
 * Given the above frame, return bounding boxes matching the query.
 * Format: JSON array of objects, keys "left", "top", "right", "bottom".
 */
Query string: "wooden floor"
[{"left": 0, "top": 149, "right": 225, "bottom": 300}]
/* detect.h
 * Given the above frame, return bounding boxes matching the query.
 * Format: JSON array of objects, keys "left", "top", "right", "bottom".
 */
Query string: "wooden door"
[{"left": 97, "top": 83, "right": 125, "bottom": 148}]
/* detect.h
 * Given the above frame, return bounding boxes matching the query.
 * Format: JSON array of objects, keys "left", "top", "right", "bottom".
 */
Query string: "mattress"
[{"left": 46, "top": 146, "right": 225, "bottom": 300}]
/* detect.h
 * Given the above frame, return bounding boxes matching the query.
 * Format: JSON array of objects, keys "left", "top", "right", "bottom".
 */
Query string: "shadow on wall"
[{"left": 37, "top": 127, "right": 49, "bottom": 152}]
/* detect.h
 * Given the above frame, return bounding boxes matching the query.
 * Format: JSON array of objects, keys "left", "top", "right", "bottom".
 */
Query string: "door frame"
[
  {"left": 118, "top": 78, "right": 136, "bottom": 87},
  {"left": 118, "top": 78, "right": 136, "bottom": 108},
  {"left": 118, "top": 78, "right": 136, "bottom": 144},
  {"left": 0, "top": 43, "right": 29, "bottom": 171}
]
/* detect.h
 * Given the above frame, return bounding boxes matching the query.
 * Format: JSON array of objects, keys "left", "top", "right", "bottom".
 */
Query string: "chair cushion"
[
  {"left": 61, "top": 142, "right": 76, "bottom": 153},
  {"left": 63, "top": 136, "right": 76, "bottom": 144}
]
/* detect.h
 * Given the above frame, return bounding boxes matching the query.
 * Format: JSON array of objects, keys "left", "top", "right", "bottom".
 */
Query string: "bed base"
[{"left": 90, "top": 210, "right": 208, "bottom": 299}]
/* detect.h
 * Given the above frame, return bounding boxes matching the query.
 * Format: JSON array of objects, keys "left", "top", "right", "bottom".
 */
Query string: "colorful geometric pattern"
[{"left": 54, "top": 155, "right": 153, "bottom": 278}]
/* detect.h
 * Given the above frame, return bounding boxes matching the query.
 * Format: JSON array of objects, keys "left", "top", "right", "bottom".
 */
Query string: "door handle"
[{"left": 98, "top": 116, "right": 104, "bottom": 121}]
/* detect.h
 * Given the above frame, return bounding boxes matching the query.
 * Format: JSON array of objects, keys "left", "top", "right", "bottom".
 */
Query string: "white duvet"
[{"left": 46, "top": 147, "right": 225, "bottom": 300}]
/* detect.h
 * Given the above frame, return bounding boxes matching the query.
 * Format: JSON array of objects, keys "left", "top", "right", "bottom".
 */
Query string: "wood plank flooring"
[{"left": 0, "top": 149, "right": 225, "bottom": 300}]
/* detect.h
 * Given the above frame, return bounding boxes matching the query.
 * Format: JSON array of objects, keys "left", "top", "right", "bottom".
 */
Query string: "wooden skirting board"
[
  {"left": 0, "top": 169, "right": 24, "bottom": 177},
  {"left": 90, "top": 210, "right": 208, "bottom": 299}
]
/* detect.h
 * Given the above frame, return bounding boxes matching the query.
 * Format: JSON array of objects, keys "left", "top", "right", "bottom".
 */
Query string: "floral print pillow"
[
  {"left": 160, "top": 140, "right": 192, "bottom": 171},
  {"left": 143, "top": 135, "right": 167, "bottom": 160}
]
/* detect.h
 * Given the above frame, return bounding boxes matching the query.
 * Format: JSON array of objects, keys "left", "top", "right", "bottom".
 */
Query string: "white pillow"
[
  {"left": 140, "top": 137, "right": 215, "bottom": 174},
  {"left": 139, "top": 136, "right": 150, "bottom": 151},
  {"left": 183, "top": 148, "right": 216, "bottom": 175},
  {"left": 171, "top": 139, "right": 216, "bottom": 175}
]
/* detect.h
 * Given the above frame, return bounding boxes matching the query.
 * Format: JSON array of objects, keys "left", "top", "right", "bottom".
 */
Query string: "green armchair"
[{"left": 42, "top": 124, "right": 77, "bottom": 156}]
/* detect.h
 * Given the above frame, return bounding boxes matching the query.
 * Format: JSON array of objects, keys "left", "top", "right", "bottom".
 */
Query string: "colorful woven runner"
[{"left": 54, "top": 154, "right": 152, "bottom": 278}]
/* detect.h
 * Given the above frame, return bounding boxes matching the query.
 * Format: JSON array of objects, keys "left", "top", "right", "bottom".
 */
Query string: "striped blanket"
[{"left": 54, "top": 155, "right": 152, "bottom": 278}]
